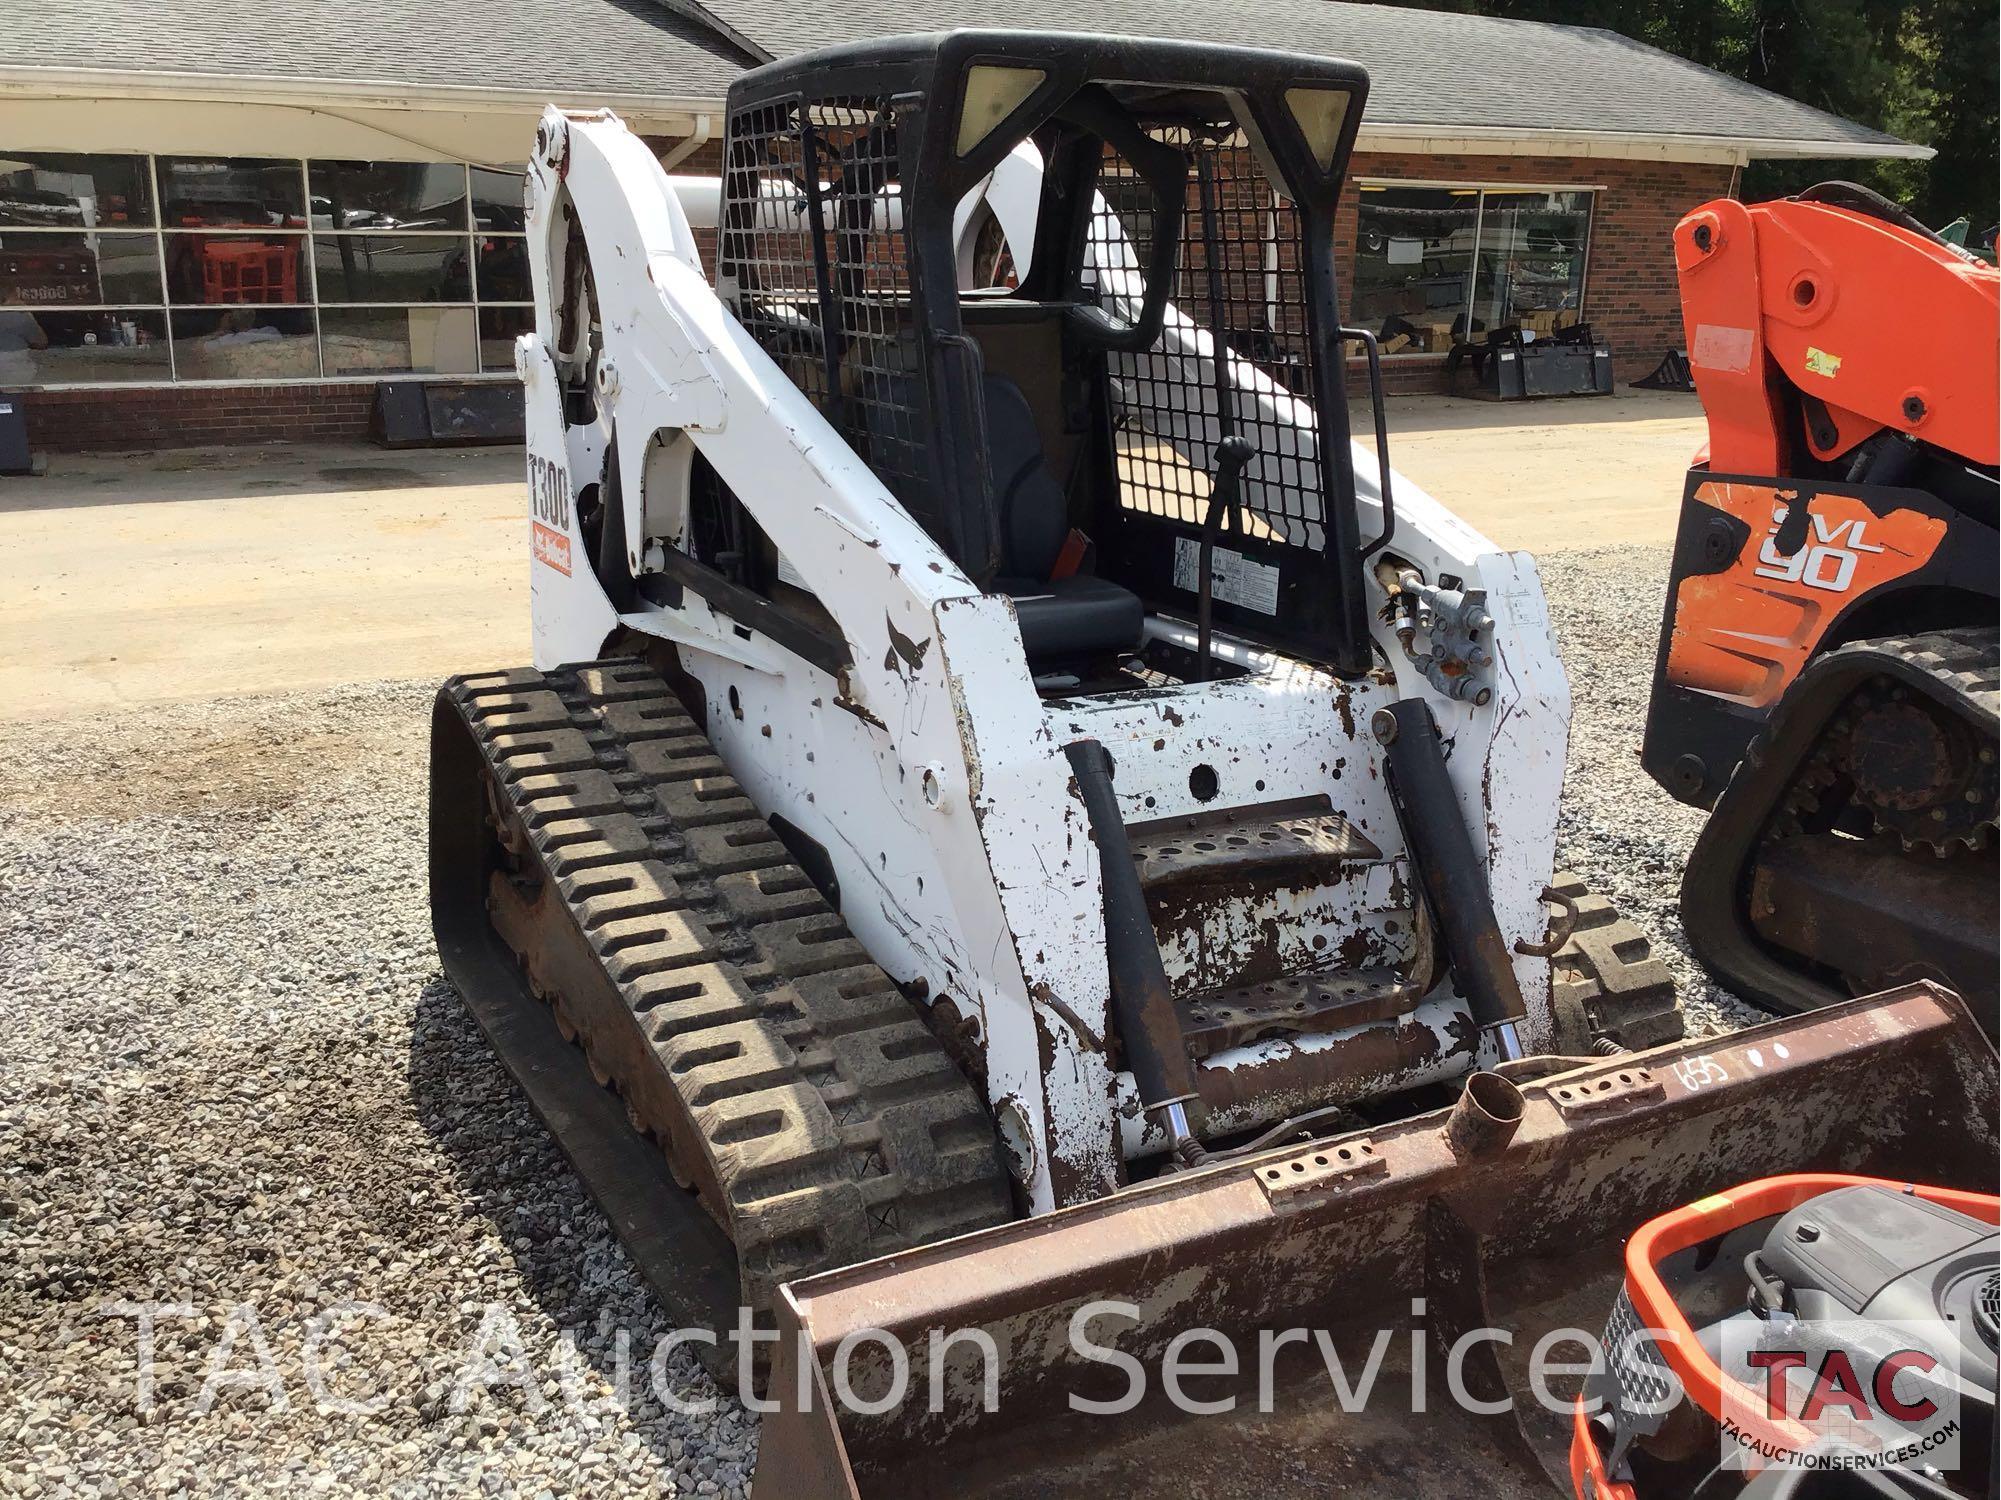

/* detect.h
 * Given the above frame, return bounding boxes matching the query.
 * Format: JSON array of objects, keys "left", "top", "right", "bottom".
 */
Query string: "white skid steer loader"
[{"left": 428, "top": 30, "right": 1996, "bottom": 1497}]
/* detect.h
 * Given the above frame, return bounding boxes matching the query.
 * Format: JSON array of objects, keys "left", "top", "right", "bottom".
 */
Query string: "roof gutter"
[
  {"left": 1357, "top": 119, "right": 1933, "bottom": 162},
  {"left": 657, "top": 112, "right": 715, "bottom": 171},
  {"left": 0, "top": 64, "right": 717, "bottom": 120}
]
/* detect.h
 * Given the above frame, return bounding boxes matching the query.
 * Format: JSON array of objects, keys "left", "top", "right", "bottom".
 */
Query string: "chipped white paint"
[{"left": 518, "top": 108, "right": 1573, "bottom": 1214}]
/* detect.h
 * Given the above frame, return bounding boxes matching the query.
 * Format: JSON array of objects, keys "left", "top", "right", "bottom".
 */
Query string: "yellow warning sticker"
[
  {"left": 1804, "top": 346, "right": 1842, "bottom": 378},
  {"left": 1690, "top": 1193, "right": 1735, "bottom": 1214}
]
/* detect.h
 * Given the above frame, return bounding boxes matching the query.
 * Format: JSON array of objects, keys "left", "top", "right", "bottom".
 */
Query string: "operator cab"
[{"left": 709, "top": 31, "right": 1387, "bottom": 684}]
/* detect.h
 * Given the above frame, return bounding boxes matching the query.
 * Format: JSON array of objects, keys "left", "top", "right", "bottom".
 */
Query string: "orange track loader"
[{"left": 1642, "top": 183, "right": 1999, "bottom": 1032}]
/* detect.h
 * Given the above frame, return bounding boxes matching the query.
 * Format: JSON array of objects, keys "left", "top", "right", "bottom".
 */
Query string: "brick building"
[{"left": 3, "top": 0, "right": 1923, "bottom": 449}]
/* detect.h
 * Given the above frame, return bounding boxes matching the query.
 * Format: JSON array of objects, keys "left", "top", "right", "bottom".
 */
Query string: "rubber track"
[
  {"left": 1675, "top": 626, "right": 1998, "bottom": 1028},
  {"left": 1755, "top": 627, "right": 1997, "bottom": 828},
  {"left": 1805, "top": 628, "right": 1998, "bottom": 852},
  {"left": 1751, "top": 626, "right": 1999, "bottom": 854},
  {"left": 1549, "top": 868, "right": 1684, "bottom": 1051},
  {"left": 1854, "top": 626, "right": 1999, "bottom": 746},
  {"left": 1877, "top": 626, "right": 1999, "bottom": 706},
  {"left": 444, "top": 660, "right": 1013, "bottom": 1310}
]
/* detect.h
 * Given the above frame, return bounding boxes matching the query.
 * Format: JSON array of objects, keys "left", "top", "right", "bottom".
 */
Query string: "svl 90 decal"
[
  {"left": 1665, "top": 481, "right": 1947, "bottom": 707},
  {"left": 1754, "top": 504, "right": 1885, "bottom": 594}
]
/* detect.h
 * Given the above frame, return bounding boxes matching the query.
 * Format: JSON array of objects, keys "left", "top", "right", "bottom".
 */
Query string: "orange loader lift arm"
[{"left": 1675, "top": 185, "right": 2000, "bottom": 478}]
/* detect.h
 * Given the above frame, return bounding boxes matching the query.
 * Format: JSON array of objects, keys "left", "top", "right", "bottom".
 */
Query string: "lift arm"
[{"left": 1674, "top": 192, "right": 2000, "bottom": 477}]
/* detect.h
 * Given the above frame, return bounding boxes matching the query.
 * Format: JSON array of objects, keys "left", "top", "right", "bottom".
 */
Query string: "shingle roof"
[
  {"left": 5, "top": 0, "right": 1917, "bottom": 156},
  {"left": 701, "top": 0, "right": 1914, "bottom": 152},
  {"left": 4, "top": 0, "right": 749, "bottom": 103}
]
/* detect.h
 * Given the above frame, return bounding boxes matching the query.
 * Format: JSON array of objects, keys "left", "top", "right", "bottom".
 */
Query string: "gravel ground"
[
  {"left": 1540, "top": 544, "right": 1764, "bottom": 1039},
  {"left": 0, "top": 685, "right": 751, "bottom": 1498},
  {"left": 0, "top": 541, "right": 1753, "bottom": 1496}
]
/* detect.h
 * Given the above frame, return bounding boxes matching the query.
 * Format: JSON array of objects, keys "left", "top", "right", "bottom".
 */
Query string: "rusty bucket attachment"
[{"left": 753, "top": 984, "right": 1997, "bottom": 1499}]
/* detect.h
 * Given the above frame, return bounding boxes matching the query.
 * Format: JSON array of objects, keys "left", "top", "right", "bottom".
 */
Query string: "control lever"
[{"left": 1195, "top": 435, "right": 1257, "bottom": 681}]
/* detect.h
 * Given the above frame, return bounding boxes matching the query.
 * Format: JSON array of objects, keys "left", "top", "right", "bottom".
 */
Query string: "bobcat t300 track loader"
[{"left": 429, "top": 32, "right": 1997, "bottom": 1496}]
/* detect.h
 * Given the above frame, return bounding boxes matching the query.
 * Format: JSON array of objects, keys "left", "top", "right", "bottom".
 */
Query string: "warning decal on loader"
[
  {"left": 1692, "top": 323, "right": 1756, "bottom": 374},
  {"left": 1173, "top": 537, "right": 1280, "bottom": 615},
  {"left": 532, "top": 520, "right": 572, "bottom": 576}
]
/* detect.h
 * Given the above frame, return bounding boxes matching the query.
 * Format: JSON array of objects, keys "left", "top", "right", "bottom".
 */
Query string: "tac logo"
[
  {"left": 1718, "top": 1318, "right": 1964, "bottom": 1474},
  {"left": 1753, "top": 502, "right": 1885, "bottom": 594}
]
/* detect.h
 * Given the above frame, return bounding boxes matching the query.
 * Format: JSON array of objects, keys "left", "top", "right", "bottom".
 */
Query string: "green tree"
[
  {"left": 1909, "top": 0, "right": 1999, "bottom": 226},
  {"left": 1374, "top": 0, "right": 1997, "bottom": 230}
]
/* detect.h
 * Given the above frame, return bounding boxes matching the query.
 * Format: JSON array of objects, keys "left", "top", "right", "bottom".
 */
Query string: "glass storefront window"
[
  {"left": 0, "top": 309, "right": 169, "bottom": 384},
  {"left": 310, "top": 161, "right": 468, "bottom": 232},
  {"left": 1, "top": 231, "right": 164, "bottom": 307},
  {"left": 1352, "top": 183, "right": 1594, "bottom": 352},
  {"left": 169, "top": 307, "right": 318, "bottom": 380},
  {"left": 312, "top": 234, "right": 473, "bottom": 303},
  {"left": 0, "top": 150, "right": 534, "bottom": 385},
  {"left": 478, "top": 306, "right": 532, "bottom": 372},
  {"left": 470, "top": 168, "right": 527, "bottom": 232},
  {"left": 320, "top": 306, "right": 480, "bottom": 375},
  {"left": 1352, "top": 186, "right": 1480, "bottom": 352},
  {"left": 1469, "top": 190, "right": 1592, "bottom": 335},
  {"left": 165, "top": 235, "right": 308, "bottom": 305},
  {"left": 0, "top": 152, "right": 155, "bottom": 228},
  {"left": 158, "top": 156, "right": 307, "bottom": 229}
]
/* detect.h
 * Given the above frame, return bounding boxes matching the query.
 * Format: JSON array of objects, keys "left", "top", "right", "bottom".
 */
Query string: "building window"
[
  {"left": 159, "top": 155, "right": 306, "bottom": 228},
  {"left": 1469, "top": 190, "right": 1593, "bottom": 336},
  {"left": 0, "top": 152, "right": 154, "bottom": 228},
  {"left": 0, "top": 150, "right": 530, "bottom": 386},
  {"left": 1351, "top": 183, "right": 1594, "bottom": 354},
  {"left": 311, "top": 160, "right": 468, "bottom": 231},
  {"left": 171, "top": 307, "right": 318, "bottom": 380},
  {"left": 321, "top": 306, "right": 480, "bottom": 376},
  {"left": 0, "top": 152, "right": 167, "bottom": 385}
]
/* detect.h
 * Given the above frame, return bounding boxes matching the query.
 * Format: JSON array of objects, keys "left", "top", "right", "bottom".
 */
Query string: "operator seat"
[{"left": 982, "top": 374, "right": 1143, "bottom": 664}]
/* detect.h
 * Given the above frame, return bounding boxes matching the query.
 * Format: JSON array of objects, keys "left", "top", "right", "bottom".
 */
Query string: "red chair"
[{"left": 200, "top": 240, "right": 298, "bottom": 304}]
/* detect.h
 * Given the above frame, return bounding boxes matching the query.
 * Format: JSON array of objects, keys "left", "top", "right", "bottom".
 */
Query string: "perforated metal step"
[{"left": 1127, "top": 797, "right": 1382, "bottom": 892}]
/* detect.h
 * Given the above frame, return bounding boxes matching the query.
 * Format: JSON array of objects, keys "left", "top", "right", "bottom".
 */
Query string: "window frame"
[
  {"left": 0, "top": 150, "right": 160, "bottom": 230},
  {"left": 0, "top": 154, "right": 530, "bottom": 388},
  {"left": 1351, "top": 177, "right": 1602, "bottom": 359}
]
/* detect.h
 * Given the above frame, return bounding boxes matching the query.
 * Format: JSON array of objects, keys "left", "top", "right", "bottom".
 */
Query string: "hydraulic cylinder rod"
[
  {"left": 1063, "top": 738, "right": 1203, "bottom": 1159},
  {"left": 1372, "top": 698, "right": 1529, "bottom": 1061}
]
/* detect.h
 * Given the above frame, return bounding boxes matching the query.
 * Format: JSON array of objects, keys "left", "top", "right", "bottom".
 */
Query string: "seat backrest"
[{"left": 983, "top": 373, "right": 1067, "bottom": 582}]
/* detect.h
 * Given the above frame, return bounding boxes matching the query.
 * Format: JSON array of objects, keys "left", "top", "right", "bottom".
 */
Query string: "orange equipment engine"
[
  {"left": 1570, "top": 1175, "right": 1998, "bottom": 1500},
  {"left": 1640, "top": 182, "right": 1998, "bottom": 1035}
]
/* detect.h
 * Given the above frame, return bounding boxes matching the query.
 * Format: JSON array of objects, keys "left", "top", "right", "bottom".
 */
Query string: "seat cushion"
[
  {"left": 984, "top": 373, "right": 1069, "bottom": 580},
  {"left": 979, "top": 372, "right": 1141, "bottom": 665},
  {"left": 1006, "top": 575, "right": 1145, "bottom": 663}
]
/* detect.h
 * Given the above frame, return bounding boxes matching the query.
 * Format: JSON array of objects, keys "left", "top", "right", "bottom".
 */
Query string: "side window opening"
[
  {"left": 968, "top": 207, "right": 1018, "bottom": 291},
  {"left": 1091, "top": 127, "right": 1324, "bottom": 551}
]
